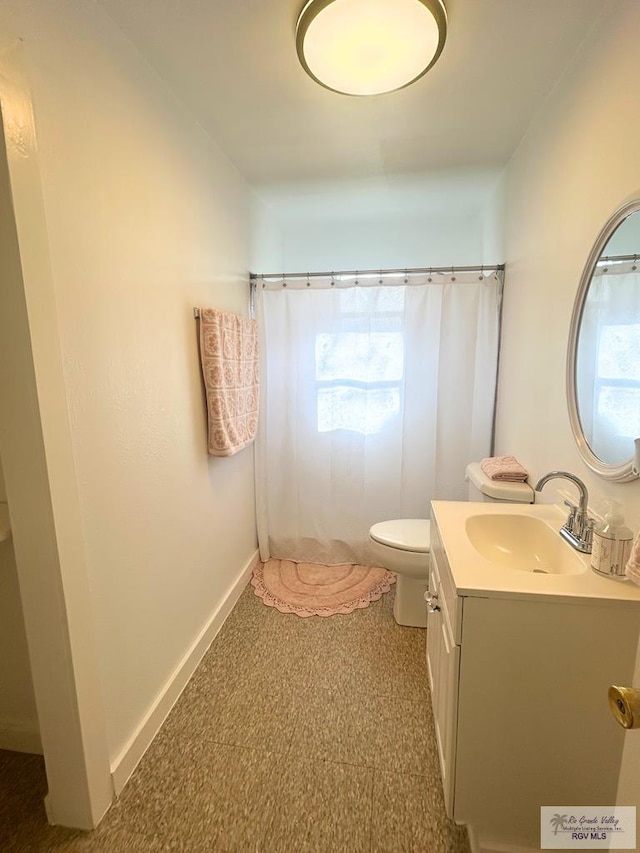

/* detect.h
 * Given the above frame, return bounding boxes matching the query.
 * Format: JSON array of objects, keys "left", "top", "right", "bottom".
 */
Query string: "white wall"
[
  {"left": 497, "top": 0, "right": 640, "bottom": 518},
  {"left": 481, "top": 180, "right": 505, "bottom": 267},
  {"left": 277, "top": 212, "right": 483, "bottom": 272},
  {"left": 250, "top": 194, "right": 284, "bottom": 273},
  {"left": 252, "top": 172, "right": 500, "bottom": 272},
  {"left": 0, "top": 0, "right": 257, "bottom": 776},
  {"left": 495, "top": 0, "right": 640, "bottom": 810},
  {"left": 0, "top": 455, "right": 39, "bottom": 753},
  {"left": 0, "top": 76, "right": 112, "bottom": 825},
  {"left": 0, "top": 539, "right": 40, "bottom": 752}
]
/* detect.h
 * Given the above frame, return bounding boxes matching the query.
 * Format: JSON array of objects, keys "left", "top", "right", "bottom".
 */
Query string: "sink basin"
[{"left": 465, "top": 514, "right": 587, "bottom": 576}]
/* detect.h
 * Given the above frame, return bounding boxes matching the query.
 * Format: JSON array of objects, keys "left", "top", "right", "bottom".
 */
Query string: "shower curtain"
[
  {"left": 255, "top": 271, "right": 502, "bottom": 565},
  {"left": 576, "top": 261, "right": 640, "bottom": 464}
]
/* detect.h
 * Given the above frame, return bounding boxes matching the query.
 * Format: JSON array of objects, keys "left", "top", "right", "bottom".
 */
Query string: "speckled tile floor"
[{"left": 0, "top": 582, "right": 470, "bottom": 852}]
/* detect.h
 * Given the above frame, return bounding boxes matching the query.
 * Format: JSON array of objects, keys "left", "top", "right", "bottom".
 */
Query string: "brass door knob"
[{"left": 609, "top": 686, "right": 640, "bottom": 729}]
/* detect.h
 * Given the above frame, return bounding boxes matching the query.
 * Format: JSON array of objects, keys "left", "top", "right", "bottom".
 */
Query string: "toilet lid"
[{"left": 370, "top": 519, "right": 431, "bottom": 553}]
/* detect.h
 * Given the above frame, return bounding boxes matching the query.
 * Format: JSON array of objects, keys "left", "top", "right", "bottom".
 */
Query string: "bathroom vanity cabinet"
[{"left": 427, "top": 504, "right": 640, "bottom": 852}]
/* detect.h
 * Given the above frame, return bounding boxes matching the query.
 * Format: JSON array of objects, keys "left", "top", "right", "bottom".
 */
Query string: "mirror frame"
[{"left": 566, "top": 198, "right": 640, "bottom": 483}]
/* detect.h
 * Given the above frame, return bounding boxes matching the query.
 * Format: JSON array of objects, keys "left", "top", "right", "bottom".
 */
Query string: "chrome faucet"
[{"left": 534, "top": 471, "right": 594, "bottom": 553}]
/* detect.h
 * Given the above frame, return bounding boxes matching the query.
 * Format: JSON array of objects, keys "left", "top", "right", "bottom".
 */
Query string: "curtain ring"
[
  {"left": 404, "top": 268, "right": 408, "bottom": 284},
  {"left": 306, "top": 272, "right": 311, "bottom": 287},
  {"left": 379, "top": 269, "right": 383, "bottom": 285},
  {"left": 331, "top": 272, "right": 335, "bottom": 287},
  {"left": 355, "top": 270, "right": 359, "bottom": 286},
  {"left": 451, "top": 265, "right": 456, "bottom": 282},
  {"left": 479, "top": 264, "right": 485, "bottom": 281},
  {"left": 428, "top": 266, "right": 432, "bottom": 283},
  {"left": 633, "top": 255, "right": 638, "bottom": 272}
]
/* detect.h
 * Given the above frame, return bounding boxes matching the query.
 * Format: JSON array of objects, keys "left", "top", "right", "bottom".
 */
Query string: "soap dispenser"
[{"left": 591, "top": 501, "right": 634, "bottom": 580}]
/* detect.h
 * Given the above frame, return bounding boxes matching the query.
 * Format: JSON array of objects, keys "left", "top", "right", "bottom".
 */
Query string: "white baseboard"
[
  {"left": 472, "top": 835, "right": 540, "bottom": 853},
  {"left": 467, "top": 824, "right": 541, "bottom": 853},
  {"left": 110, "top": 549, "right": 259, "bottom": 795},
  {"left": 0, "top": 719, "right": 43, "bottom": 754}
]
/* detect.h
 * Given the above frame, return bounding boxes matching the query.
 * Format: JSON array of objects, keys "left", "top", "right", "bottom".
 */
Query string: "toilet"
[{"left": 368, "top": 462, "right": 535, "bottom": 628}]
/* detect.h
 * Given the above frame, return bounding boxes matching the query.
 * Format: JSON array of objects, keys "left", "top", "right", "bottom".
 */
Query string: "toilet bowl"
[
  {"left": 369, "top": 462, "right": 535, "bottom": 628},
  {"left": 369, "top": 519, "right": 431, "bottom": 628}
]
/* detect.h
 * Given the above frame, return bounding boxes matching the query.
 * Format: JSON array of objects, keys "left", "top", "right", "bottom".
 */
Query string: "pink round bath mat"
[{"left": 251, "top": 559, "right": 396, "bottom": 618}]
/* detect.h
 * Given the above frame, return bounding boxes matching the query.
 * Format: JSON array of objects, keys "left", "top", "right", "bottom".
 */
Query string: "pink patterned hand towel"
[
  {"left": 198, "top": 308, "right": 259, "bottom": 457},
  {"left": 625, "top": 532, "right": 640, "bottom": 586},
  {"left": 480, "top": 455, "right": 529, "bottom": 482}
]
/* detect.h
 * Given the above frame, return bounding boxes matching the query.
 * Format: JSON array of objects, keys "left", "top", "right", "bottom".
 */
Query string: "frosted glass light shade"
[{"left": 296, "top": 0, "right": 447, "bottom": 96}]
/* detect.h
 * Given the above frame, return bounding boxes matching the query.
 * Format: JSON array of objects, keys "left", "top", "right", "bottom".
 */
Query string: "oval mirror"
[{"left": 567, "top": 199, "right": 640, "bottom": 482}]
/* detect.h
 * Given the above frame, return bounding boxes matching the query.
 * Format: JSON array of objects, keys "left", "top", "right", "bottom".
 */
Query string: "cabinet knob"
[{"left": 424, "top": 591, "right": 440, "bottom": 613}]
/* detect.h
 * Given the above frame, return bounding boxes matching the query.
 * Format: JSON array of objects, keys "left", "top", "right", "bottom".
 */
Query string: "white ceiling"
[{"left": 98, "top": 0, "right": 606, "bottom": 201}]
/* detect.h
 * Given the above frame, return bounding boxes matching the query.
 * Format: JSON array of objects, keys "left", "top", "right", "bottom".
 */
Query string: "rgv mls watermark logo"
[{"left": 541, "top": 806, "right": 636, "bottom": 849}]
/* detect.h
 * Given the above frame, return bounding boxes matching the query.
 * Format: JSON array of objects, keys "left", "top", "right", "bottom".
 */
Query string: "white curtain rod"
[{"left": 250, "top": 264, "right": 504, "bottom": 283}]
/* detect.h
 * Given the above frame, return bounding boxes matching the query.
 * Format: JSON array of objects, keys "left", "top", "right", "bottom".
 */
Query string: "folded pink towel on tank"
[
  {"left": 625, "top": 533, "right": 640, "bottom": 586},
  {"left": 480, "top": 455, "right": 529, "bottom": 482}
]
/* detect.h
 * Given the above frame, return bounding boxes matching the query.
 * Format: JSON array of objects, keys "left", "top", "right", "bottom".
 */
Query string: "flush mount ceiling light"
[{"left": 296, "top": 0, "right": 447, "bottom": 96}]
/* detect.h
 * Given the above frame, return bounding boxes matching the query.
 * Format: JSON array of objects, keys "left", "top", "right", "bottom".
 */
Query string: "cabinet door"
[
  {"left": 426, "top": 557, "right": 460, "bottom": 818},
  {"left": 436, "top": 613, "right": 460, "bottom": 817}
]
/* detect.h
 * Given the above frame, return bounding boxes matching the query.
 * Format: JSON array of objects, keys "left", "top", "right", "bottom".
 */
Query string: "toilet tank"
[{"left": 465, "top": 462, "right": 534, "bottom": 504}]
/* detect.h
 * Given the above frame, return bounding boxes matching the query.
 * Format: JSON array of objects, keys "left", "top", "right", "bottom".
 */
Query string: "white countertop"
[
  {"left": 0, "top": 502, "right": 11, "bottom": 542},
  {"left": 431, "top": 500, "right": 640, "bottom": 608}
]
